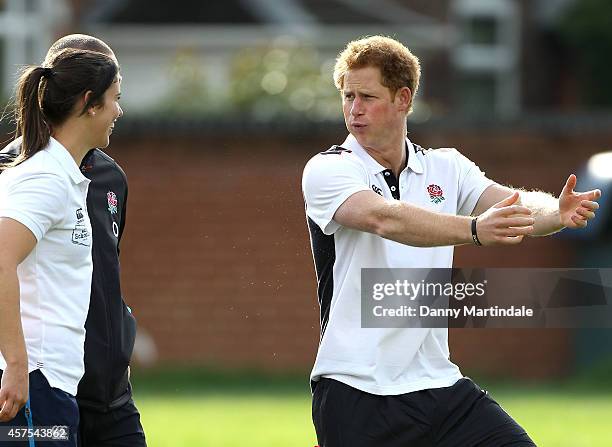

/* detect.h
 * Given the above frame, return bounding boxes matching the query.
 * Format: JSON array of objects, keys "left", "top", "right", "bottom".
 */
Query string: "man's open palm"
[{"left": 559, "top": 174, "right": 601, "bottom": 229}]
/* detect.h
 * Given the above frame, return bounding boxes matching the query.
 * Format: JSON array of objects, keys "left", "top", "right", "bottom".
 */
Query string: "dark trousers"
[
  {"left": 313, "top": 377, "right": 536, "bottom": 447},
  {"left": 77, "top": 398, "right": 146, "bottom": 447},
  {"left": 0, "top": 369, "right": 79, "bottom": 447}
]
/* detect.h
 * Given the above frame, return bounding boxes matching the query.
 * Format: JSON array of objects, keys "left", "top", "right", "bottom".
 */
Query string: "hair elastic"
[{"left": 41, "top": 67, "right": 53, "bottom": 78}]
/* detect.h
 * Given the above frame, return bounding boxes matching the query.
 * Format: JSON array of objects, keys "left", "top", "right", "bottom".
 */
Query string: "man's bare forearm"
[
  {"left": 373, "top": 201, "right": 473, "bottom": 247},
  {"left": 0, "top": 267, "right": 27, "bottom": 368},
  {"left": 519, "top": 190, "right": 563, "bottom": 236},
  {"left": 334, "top": 190, "right": 532, "bottom": 247}
]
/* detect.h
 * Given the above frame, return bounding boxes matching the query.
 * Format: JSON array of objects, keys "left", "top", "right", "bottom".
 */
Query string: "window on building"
[
  {"left": 464, "top": 16, "right": 498, "bottom": 45},
  {"left": 452, "top": 0, "right": 519, "bottom": 117},
  {"left": 24, "top": 0, "right": 36, "bottom": 13},
  {"left": 457, "top": 73, "right": 496, "bottom": 116}
]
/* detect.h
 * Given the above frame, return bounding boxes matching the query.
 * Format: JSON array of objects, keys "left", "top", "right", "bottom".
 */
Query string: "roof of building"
[
  {"left": 82, "top": 0, "right": 446, "bottom": 25},
  {"left": 84, "top": 0, "right": 260, "bottom": 24}
]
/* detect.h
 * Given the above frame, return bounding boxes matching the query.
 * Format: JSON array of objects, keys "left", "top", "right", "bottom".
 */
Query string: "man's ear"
[{"left": 395, "top": 87, "right": 412, "bottom": 113}]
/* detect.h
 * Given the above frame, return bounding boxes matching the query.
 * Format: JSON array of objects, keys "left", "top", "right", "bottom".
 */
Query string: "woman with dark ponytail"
[{"left": 0, "top": 48, "right": 121, "bottom": 446}]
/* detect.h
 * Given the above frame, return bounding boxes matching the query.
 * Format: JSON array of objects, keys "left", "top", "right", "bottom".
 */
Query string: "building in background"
[
  {"left": 79, "top": 0, "right": 454, "bottom": 121},
  {"left": 1, "top": 0, "right": 610, "bottom": 377},
  {"left": 2, "top": 0, "right": 596, "bottom": 121}
]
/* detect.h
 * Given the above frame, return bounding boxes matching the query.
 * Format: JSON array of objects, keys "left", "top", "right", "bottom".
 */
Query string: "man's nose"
[{"left": 350, "top": 98, "right": 363, "bottom": 116}]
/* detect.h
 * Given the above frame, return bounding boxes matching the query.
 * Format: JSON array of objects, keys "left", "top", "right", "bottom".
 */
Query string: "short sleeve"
[
  {"left": 302, "top": 153, "right": 371, "bottom": 235},
  {"left": 455, "top": 150, "right": 495, "bottom": 216},
  {"left": 0, "top": 172, "right": 66, "bottom": 241}
]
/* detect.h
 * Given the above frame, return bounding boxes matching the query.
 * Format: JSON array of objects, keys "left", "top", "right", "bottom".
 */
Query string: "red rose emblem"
[
  {"left": 107, "top": 192, "right": 117, "bottom": 207},
  {"left": 427, "top": 184, "right": 443, "bottom": 197},
  {"left": 107, "top": 191, "right": 118, "bottom": 214},
  {"left": 427, "top": 184, "right": 445, "bottom": 204}
]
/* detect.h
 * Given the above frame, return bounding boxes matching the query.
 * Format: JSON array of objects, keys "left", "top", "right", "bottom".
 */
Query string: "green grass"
[
  {"left": 497, "top": 392, "right": 612, "bottom": 446},
  {"left": 132, "top": 368, "right": 612, "bottom": 446},
  {"left": 139, "top": 394, "right": 315, "bottom": 447}
]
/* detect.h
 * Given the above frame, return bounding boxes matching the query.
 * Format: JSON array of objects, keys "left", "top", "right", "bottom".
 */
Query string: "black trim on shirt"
[
  {"left": 381, "top": 169, "right": 400, "bottom": 200},
  {"left": 307, "top": 216, "right": 335, "bottom": 339},
  {"left": 320, "top": 145, "right": 352, "bottom": 155},
  {"left": 413, "top": 143, "right": 431, "bottom": 156}
]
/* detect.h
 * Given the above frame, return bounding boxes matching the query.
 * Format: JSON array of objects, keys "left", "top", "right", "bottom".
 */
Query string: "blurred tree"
[
  {"left": 557, "top": 0, "right": 612, "bottom": 106},
  {"left": 229, "top": 39, "right": 341, "bottom": 122},
  {"left": 155, "top": 48, "right": 211, "bottom": 116}
]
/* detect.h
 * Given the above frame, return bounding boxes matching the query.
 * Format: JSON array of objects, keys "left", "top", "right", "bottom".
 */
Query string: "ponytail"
[
  {"left": 0, "top": 67, "right": 51, "bottom": 170},
  {"left": 0, "top": 50, "right": 117, "bottom": 172}
]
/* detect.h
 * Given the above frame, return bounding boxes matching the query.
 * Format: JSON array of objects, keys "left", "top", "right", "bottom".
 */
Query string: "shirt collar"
[
  {"left": 406, "top": 139, "right": 424, "bottom": 174},
  {"left": 45, "top": 137, "right": 89, "bottom": 185},
  {"left": 341, "top": 134, "right": 424, "bottom": 175}
]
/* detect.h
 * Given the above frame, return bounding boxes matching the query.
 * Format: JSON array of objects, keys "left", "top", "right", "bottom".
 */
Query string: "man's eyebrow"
[{"left": 343, "top": 88, "right": 376, "bottom": 95}]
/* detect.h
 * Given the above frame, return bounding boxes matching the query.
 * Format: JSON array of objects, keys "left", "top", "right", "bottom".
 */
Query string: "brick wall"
[{"left": 106, "top": 128, "right": 607, "bottom": 379}]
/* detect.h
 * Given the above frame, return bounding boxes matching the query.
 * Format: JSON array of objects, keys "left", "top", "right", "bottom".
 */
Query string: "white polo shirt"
[
  {"left": 0, "top": 137, "right": 93, "bottom": 396},
  {"left": 303, "top": 134, "right": 494, "bottom": 395}
]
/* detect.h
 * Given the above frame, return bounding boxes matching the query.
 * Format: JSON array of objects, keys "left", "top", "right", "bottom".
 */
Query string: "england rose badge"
[
  {"left": 107, "top": 191, "right": 118, "bottom": 215},
  {"left": 427, "top": 184, "right": 445, "bottom": 204}
]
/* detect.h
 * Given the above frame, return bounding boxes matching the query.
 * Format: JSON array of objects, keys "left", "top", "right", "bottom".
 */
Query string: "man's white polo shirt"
[
  {"left": 302, "top": 134, "right": 494, "bottom": 395},
  {"left": 0, "top": 137, "right": 93, "bottom": 396}
]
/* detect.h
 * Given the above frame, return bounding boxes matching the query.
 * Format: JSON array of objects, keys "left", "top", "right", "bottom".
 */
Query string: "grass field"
[{"left": 132, "top": 369, "right": 612, "bottom": 447}]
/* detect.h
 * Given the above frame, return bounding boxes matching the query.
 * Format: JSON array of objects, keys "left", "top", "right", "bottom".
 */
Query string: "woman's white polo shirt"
[{"left": 0, "top": 137, "right": 93, "bottom": 396}]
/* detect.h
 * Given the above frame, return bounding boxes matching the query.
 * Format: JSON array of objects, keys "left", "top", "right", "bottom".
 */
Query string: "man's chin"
[{"left": 349, "top": 131, "right": 370, "bottom": 147}]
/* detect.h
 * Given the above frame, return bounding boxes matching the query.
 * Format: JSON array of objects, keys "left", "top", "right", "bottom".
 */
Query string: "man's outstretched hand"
[
  {"left": 477, "top": 192, "right": 535, "bottom": 245},
  {"left": 559, "top": 174, "right": 601, "bottom": 229}
]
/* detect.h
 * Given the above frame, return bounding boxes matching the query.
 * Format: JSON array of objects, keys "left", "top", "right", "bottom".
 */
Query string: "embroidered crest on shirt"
[
  {"left": 72, "top": 208, "right": 91, "bottom": 246},
  {"left": 107, "top": 191, "right": 118, "bottom": 215},
  {"left": 427, "top": 184, "right": 445, "bottom": 204}
]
